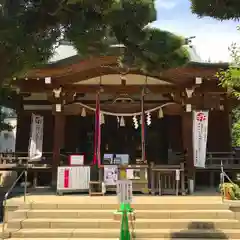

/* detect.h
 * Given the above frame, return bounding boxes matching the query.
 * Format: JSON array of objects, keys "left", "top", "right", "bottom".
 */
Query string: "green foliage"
[
  {"left": 232, "top": 106, "right": 240, "bottom": 146},
  {"left": 0, "top": 0, "right": 61, "bottom": 83},
  {"left": 215, "top": 42, "right": 240, "bottom": 98},
  {"left": 214, "top": 39, "right": 240, "bottom": 147},
  {"left": 219, "top": 182, "right": 240, "bottom": 200},
  {"left": 0, "top": 0, "right": 190, "bottom": 129},
  {"left": 0, "top": 0, "right": 189, "bottom": 86},
  {"left": 190, "top": 0, "right": 240, "bottom": 20},
  {"left": 0, "top": 88, "right": 16, "bottom": 131}
]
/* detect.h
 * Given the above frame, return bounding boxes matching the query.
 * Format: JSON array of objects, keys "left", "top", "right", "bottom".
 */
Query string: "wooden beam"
[{"left": 17, "top": 81, "right": 226, "bottom": 94}]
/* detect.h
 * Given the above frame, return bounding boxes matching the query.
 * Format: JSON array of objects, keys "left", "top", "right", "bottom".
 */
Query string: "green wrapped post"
[
  {"left": 120, "top": 203, "right": 131, "bottom": 240},
  {"left": 119, "top": 202, "right": 132, "bottom": 212}
]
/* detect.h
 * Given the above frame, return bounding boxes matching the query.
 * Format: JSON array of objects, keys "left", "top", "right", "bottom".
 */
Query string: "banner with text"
[
  {"left": 28, "top": 114, "right": 44, "bottom": 161},
  {"left": 104, "top": 165, "right": 118, "bottom": 186},
  {"left": 193, "top": 110, "right": 209, "bottom": 168}
]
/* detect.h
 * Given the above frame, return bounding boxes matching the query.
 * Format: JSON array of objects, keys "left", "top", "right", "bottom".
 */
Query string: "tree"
[
  {"left": 0, "top": 87, "right": 17, "bottom": 131},
  {"left": 0, "top": 0, "right": 189, "bottom": 87},
  {"left": 232, "top": 106, "right": 240, "bottom": 146},
  {"left": 190, "top": 0, "right": 240, "bottom": 20},
  {"left": 190, "top": 0, "right": 240, "bottom": 146}
]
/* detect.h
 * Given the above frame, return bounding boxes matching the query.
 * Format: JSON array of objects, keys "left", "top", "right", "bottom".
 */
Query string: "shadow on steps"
[{"left": 170, "top": 221, "right": 229, "bottom": 239}]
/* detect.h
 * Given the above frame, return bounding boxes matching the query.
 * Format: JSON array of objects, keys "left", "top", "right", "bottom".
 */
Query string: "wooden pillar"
[
  {"left": 52, "top": 114, "right": 65, "bottom": 187},
  {"left": 182, "top": 112, "right": 195, "bottom": 193}
]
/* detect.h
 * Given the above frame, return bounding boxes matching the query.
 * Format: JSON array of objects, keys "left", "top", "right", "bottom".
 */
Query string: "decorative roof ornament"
[
  {"left": 100, "top": 112, "right": 105, "bottom": 125},
  {"left": 53, "top": 87, "right": 62, "bottom": 98},
  {"left": 219, "top": 105, "right": 224, "bottom": 111},
  {"left": 195, "top": 77, "right": 202, "bottom": 84},
  {"left": 186, "top": 104, "right": 192, "bottom": 112},
  {"left": 81, "top": 107, "right": 86, "bottom": 117},
  {"left": 185, "top": 88, "right": 194, "bottom": 98},
  {"left": 158, "top": 108, "right": 164, "bottom": 119},
  {"left": 112, "top": 94, "right": 134, "bottom": 104},
  {"left": 45, "top": 77, "right": 51, "bottom": 84},
  {"left": 55, "top": 104, "right": 62, "bottom": 112},
  {"left": 120, "top": 116, "right": 125, "bottom": 127}
]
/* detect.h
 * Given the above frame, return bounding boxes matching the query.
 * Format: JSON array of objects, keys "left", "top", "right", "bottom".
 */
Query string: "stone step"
[
  {"left": 9, "top": 239, "right": 240, "bottom": 240},
  {"left": 5, "top": 228, "right": 240, "bottom": 238},
  {"left": 12, "top": 209, "right": 235, "bottom": 219},
  {"left": 7, "top": 218, "right": 240, "bottom": 229},
  {"left": 19, "top": 202, "right": 228, "bottom": 210},
  {"left": 8, "top": 239, "right": 240, "bottom": 240}
]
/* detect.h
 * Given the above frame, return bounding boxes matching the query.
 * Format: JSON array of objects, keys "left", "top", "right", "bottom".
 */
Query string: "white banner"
[
  {"left": 193, "top": 110, "right": 209, "bottom": 168},
  {"left": 28, "top": 114, "right": 44, "bottom": 161},
  {"left": 117, "top": 180, "right": 132, "bottom": 204}
]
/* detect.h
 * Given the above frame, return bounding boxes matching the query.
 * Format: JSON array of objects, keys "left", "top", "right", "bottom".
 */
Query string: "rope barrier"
[{"left": 72, "top": 102, "right": 176, "bottom": 116}]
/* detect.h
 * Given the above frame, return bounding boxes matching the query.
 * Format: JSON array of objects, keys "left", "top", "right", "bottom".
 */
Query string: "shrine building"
[{"left": 7, "top": 51, "right": 239, "bottom": 194}]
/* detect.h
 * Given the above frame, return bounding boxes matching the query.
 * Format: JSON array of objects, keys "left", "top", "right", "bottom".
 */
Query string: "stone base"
[{"left": 113, "top": 210, "right": 136, "bottom": 221}]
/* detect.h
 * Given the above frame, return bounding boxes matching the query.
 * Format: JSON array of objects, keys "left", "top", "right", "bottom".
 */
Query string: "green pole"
[
  {"left": 120, "top": 203, "right": 131, "bottom": 240},
  {"left": 119, "top": 202, "right": 132, "bottom": 212}
]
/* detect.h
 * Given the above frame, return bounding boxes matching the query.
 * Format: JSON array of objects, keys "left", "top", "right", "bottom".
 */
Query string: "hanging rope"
[{"left": 73, "top": 102, "right": 176, "bottom": 116}]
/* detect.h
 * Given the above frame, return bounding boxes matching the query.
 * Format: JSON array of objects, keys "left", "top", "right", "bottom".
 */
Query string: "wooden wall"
[
  {"left": 207, "top": 110, "right": 231, "bottom": 152},
  {"left": 15, "top": 109, "right": 232, "bottom": 156}
]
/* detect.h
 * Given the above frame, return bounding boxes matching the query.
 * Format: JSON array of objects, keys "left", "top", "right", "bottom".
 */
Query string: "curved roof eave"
[{"left": 37, "top": 53, "right": 230, "bottom": 70}]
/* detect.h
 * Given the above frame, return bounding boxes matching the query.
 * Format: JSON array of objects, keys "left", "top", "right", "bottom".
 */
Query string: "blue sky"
[{"left": 52, "top": 0, "right": 240, "bottom": 63}]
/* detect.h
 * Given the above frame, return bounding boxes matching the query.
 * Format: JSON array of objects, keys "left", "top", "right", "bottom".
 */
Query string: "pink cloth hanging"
[
  {"left": 141, "top": 89, "right": 146, "bottom": 163},
  {"left": 97, "top": 92, "right": 101, "bottom": 167}
]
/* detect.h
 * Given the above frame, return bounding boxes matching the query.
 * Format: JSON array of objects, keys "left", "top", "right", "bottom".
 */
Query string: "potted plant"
[{"left": 219, "top": 183, "right": 240, "bottom": 200}]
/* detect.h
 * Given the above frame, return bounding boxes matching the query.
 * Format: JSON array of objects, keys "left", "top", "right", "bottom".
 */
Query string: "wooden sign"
[{"left": 69, "top": 155, "right": 84, "bottom": 166}]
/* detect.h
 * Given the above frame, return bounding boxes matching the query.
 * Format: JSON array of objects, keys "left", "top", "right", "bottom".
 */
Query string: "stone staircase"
[{"left": 3, "top": 200, "right": 240, "bottom": 239}]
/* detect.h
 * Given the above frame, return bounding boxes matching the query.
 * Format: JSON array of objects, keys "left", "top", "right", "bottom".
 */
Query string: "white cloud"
[
  {"left": 155, "top": 0, "right": 178, "bottom": 10},
  {"left": 151, "top": 19, "right": 240, "bottom": 62}
]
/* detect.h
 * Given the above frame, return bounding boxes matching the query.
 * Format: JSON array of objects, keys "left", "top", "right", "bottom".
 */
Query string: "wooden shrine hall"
[{"left": 5, "top": 54, "right": 240, "bottom": 194}]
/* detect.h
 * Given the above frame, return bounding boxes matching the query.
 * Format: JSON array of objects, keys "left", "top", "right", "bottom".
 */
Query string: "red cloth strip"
[
  {"left": 64, "top": 169, "right": 69, "bottom": 188},
  {"left": 141, "top": 89, "right": 146, "bottom": 162}
]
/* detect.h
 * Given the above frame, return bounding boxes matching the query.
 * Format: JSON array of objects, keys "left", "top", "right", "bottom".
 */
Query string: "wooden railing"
[
  {"left": 0, "top": 152, "right": 52, "bottom": 170},
  {"left": 150, "top": 163, "right": 185, "bottom": 196},
  {"left": 0, "top": 151, "right": 84, "bottom": 168},
  {"left": 0, "top": 151, "right": 239, "bottom": 194},
  {"left": 98, "top": 164, "right": 149, "bottom": 194},
  {"left": 206, "top": 152, "right": 240, "bottom": 169}
]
